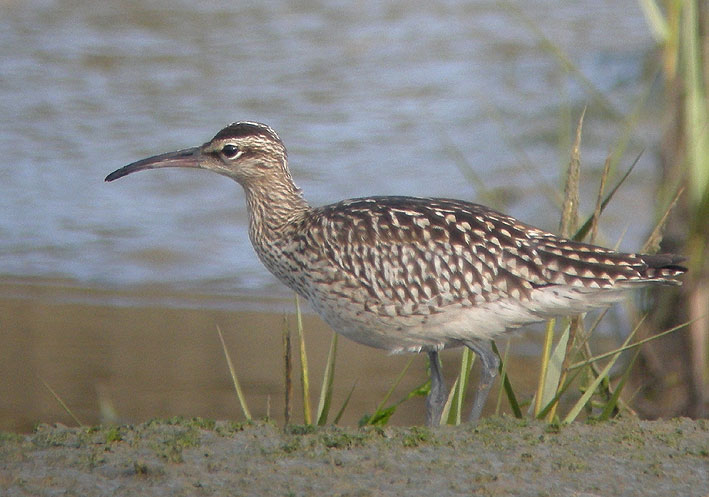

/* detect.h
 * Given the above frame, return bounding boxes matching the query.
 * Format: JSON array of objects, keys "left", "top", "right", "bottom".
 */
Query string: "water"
[
  {"left": 0, "top": 0, "right": 660, "bottom": 304},
  {"left": 0, "top": 0, "right": 668, "bottom": 431}
]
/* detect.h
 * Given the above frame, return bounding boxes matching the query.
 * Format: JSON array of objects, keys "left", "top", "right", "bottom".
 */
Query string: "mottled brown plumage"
[{"left": 106, "top": 121, "right": 686, "bottom": 426}]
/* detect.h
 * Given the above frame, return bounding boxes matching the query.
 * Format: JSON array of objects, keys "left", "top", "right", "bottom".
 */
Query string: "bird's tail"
[{"left": 635, "top": 253, "right": 687, "bottom": 286}]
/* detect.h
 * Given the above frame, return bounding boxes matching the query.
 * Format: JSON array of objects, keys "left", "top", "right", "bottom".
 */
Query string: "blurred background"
[{"left": 1, "top": 0, "right": 705, "bottom": 431}]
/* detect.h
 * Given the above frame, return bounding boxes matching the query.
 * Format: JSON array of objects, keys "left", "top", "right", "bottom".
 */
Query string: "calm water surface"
[
  {"left": 1, "top": 0, "right": 659, "bottom": 302},
  {"left": 0, "top": 0, "right": 665, "bottom": 429}
]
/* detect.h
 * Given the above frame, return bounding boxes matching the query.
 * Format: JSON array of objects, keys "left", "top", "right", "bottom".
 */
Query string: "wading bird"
[{"left": 106, "top": 122, "right": 686, "bottom": 426}]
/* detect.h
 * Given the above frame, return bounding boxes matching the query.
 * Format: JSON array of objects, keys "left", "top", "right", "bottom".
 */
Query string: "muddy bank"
[
  {"left": 1, "top": 416, "right": 707, "bottom": 496},
  {"left": 1, "top": 277, "right": 545, "bottom": 432}
]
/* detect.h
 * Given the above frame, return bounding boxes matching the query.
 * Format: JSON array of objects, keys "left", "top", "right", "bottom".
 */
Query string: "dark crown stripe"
[{"left": 213, "top": 122, "right": 281, "bottom": 143}]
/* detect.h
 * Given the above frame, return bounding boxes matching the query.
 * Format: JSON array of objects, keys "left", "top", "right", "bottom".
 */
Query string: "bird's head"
[{"left": 105, "top": 122, "right": 291, "bottom": 188}]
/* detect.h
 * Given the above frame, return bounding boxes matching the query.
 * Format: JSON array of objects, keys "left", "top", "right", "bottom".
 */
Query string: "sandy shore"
[
  {"left": 1, "top": 416, "right": 707, "bottom": 496},
  {"left": 2, "top": 278, "right": 707, "bottom": 495},
  {"left": 0, "top": 278, "right": 448, "bottom": 431},
  {"left": 0, "top": 277, "right": 549, "bottom": 432}
]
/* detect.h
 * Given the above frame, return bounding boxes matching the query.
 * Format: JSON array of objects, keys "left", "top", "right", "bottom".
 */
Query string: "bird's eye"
[{"left": 221, "top": 144, "right": 241, "bottom": 159}]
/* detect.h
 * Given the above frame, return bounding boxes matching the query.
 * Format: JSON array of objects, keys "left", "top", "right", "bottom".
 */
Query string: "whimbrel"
[{"left": 106, "top": 122, "right": 686, "bottom": 426}]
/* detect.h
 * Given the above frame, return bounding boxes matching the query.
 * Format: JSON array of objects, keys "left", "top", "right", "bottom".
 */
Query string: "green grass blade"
[
  {"left": 535, "top": 368, "right": 583, "bottom": 420},
  {"left": 441, "top": 375, "right": 459, "bottom": 426},
  {"left": 637, "top": 0, "right": 669, "bottom": 42},
  {"left": 316, "top": 333, "right": 338, "bottom": 426},
  {"left": 534, "top": 319, "right": 556, "bottom": 416},
  {"left": 592, "top": 63, "right": 663, "bottom": 190},
  {"left": 493, "top": 339, "right": 510, "bottom": 415},
  {"left": 590, "top": 156, "right": 612, "bottom": 244},
  {"left": 437, "top": 127, "right": 495, "bottom": 206},
  {"left": 484, "top": 101, "right": 562, "bottom": 210},
  {"left": 38, "top": 375, "right": 84, "bottom": 427},
  {"left": 362, "top": 356, "right": 417, "bottom": 426},
  {"left": 573, "top": 152, "right": 642, "bottom": 241},
  {"left": 362, "top": 380, "right": 428, "bottom": 426},
  {"left": 377, "top": 355, "right": 416, "bottom": 413},
  {"left": 642, "top": 186, "right": 685, "bottom": 254},
  {"left": 362, "top": 405, "right": 397, "bottom": 426},
  {"left": 568, "top": 318, "right": 693, "bottom": 371},
  {"left": 491, "top": 341, "right": 522, "bottom": 418},
  {"left": 598, "top": 347, "right": 641, "bottom": 421},
  {"left": 562, "top": 349, "right": 622, "bottom": 424},
  {"left": 559, "top": 108, "right": 584, "bottom": 237},
  {"left": 562, "top": 318, "right": 644, "bottom": 424},
  {"left": 295, "top": 296, "right": 312, "bottom": 424},
  {"left": 682, "top": 0, "right": 709, "bottom": 207},
  {"left": 216, "top": 325, "right": 252, "bottom": 421},
  {"left": 446, "top": 347, "right": 474, "bottom": 425},
  {"left": 333, "top": 381, "right": 357, "bottom": 425},
  {"left": 504, "top": 1, "right": 619, "bottom": 118},
  {"left": 541, "top": 322, "right": 571, "bottom": 419}
]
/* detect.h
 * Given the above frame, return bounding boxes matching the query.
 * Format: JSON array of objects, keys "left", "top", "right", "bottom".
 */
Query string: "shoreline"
[
  {"left": 1, "top": 416, "right": 707, "bottom": 496},
  {"left": 0, "top": 276, "right": 439, "bottom": 431}
]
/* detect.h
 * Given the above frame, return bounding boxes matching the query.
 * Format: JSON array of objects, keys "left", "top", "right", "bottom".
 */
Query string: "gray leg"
[
  {"left": 463, "top": 340, "right": 499, "bottom": 423},
  {"left": 426, "top": 350, "right": 447, "bottom": 427}
]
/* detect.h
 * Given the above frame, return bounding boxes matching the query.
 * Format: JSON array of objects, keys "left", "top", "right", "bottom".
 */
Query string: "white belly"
[{"left": 307, "top": 284, "right": 628, "bottom": 354}]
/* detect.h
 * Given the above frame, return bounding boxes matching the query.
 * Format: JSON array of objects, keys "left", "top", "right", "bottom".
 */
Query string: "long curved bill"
[{"left": 105, "top": 146, "right": 202, "bottom": 182}]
